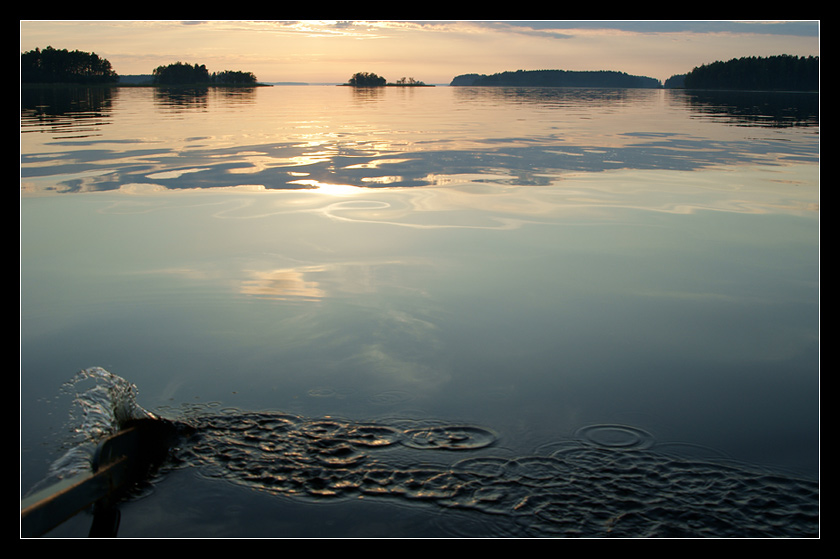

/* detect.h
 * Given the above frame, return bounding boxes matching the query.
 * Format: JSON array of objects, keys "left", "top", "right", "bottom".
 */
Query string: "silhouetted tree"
[
  {"left": 395, "top": 77, "right": 426, "bottom": 85},
  {"left": 153, "top": 62, "right": 211, "bottom": 85},
  {"left": 21, "top": 46, "right": 118, "bottom": 84},
  {"left": 683, "top": 55, "right": 818, "bottom": 91},
  {"left": 347, "top": 72, "right": 386, "bottom": 87}
]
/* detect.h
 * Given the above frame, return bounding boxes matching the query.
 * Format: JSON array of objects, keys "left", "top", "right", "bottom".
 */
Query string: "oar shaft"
[
  {"left": 21, "top": 456, "right": 130, "bottom": 537},
  {"left": 21, "top": 418, "right": 178, "bottom": 537}
]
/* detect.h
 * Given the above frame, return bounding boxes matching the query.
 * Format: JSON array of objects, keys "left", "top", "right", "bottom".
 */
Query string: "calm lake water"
[{"left": 20, "top": 85, "right": 819, "bottom": 537}]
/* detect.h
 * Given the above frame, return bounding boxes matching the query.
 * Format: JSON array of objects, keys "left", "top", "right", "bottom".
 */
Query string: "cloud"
[{"left": 490, "top": 20, "right": 819, "bottom": 37}]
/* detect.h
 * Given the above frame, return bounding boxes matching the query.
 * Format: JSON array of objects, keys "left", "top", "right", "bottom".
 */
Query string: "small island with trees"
[
  {"left": 342, "top": 72, "right": 432, "bottom": 87},
  {"left": 152, "top": 61, "right": 258, "bottom": 85}
]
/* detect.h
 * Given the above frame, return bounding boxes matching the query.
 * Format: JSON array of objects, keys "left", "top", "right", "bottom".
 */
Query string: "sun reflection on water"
[{"left": 288, "top": 179, "right": 366, "bottom": 196}]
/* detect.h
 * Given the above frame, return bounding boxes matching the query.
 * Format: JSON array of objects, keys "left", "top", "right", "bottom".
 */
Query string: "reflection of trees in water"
[
  {"left": 454, "top": 87, "right": 819, "bottom": 129},
  {"left": 20, "top": 86, "right": 116, "bottom": 126},
  {"left": 20, "top": 85, "right": 261, "bottom": 129},
  {"left": 672, "top": 90, "right": 819, "bottom": 128},
  {"left": 153, "top": 86, "right": 259, "bottom": 111},
  {"left": 452, "top": 86, "right": 655, "bottom": 109},
  {"left": 20, "top": 86, "right": 119, "bottom": 141},
  {"left": 350, "top": 86, "right": 386, "bottom": 104},
  {"left": 213, "top": 86, "right": 258, "bottom": 104},
  {"left": 153, "top": 87, "right": 210, "bottom": 110}
]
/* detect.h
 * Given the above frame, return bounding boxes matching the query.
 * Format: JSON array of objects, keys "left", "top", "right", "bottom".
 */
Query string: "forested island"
[
  {"left": 21, "top": 47, "right": 262, "bottom": 86},
  {"left": 680, "top": 55, "right": 818, "bottom": 91},
  {"left": 151, "top": 61, "right": 258, "bottom": 85},
  {"left": 450, "top": 69, "right": 662, "bottom": 88}
]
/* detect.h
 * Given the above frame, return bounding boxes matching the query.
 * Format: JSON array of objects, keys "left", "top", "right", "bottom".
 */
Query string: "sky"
[{"left": 19, "top": 20, "right": 820, "bottom": 85}]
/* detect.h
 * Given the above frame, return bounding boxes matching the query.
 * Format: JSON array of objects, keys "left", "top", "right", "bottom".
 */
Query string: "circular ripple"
[
  {"left": 345, "top": 424, "right": 404, "bottom": 447},
  {"left": 451, "top": 456, "right": 509, "bottom": 479},
  {"left": 307, "top": 387, "right": 355, "bottom": 399},
  {"left": 300, "top": 419, "right": 350, "bottom": 440},
  {"left": 504, "top": 456, "right": 569, "bottom": 482},
  {"left": 401, "top": 425, "right": 498, "bottom": 451},
  {"left": 575, "top": 424, "right": 655, "bottom": 450}
]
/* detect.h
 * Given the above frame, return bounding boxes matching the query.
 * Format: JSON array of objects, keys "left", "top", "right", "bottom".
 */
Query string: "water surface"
[{"left": 20, "top": 85, "right": 819, "bottom": 537}]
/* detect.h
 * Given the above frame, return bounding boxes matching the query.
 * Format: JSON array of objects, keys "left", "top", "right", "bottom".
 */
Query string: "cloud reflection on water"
[{"left": 240, "top": 267, "right": 327, "bottom": 301}]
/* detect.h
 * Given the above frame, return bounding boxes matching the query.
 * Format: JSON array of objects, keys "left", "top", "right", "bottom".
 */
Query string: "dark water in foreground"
[
  {"left": 21, "top": 86, "right": 819, "bottom": 537},
  {"left": 27, "top": 368, "right": 818, "bottom": 537}
]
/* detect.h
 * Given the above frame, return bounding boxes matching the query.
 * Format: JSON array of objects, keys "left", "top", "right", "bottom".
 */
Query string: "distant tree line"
[
  {"left": 683, "top": 55, "right": 818, "bottom": 91},
  {"left": 21, "top": 46, "right": 118, "bottom": 84},
  {"left": 152, "top": 62, "right": 258, "bottom": 85},
  {"left": 663, "top": 74, "right": 687, "bottom": 89},
  {"left": 450, "top": 69, "right": 662, "bottom": 88}
]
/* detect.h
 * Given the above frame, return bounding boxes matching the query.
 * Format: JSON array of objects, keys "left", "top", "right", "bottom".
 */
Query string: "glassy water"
[{"left": 20, "top": 85, "right": 819, "bottom": 537}]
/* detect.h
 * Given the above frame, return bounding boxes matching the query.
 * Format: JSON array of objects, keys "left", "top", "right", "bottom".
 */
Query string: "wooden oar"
[{"left": 21, "top": 417, "right": 178, "bottom": 537}]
